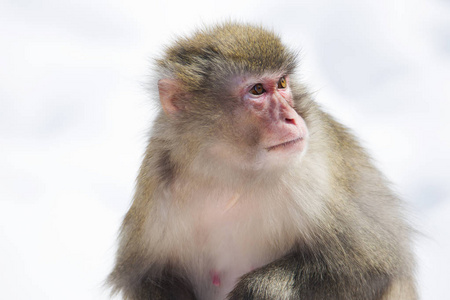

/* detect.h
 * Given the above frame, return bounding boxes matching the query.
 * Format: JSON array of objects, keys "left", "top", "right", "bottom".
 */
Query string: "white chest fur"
[
  {"left": 143, "top": 155, "right": 327, "bottom": 300},
  {"left": 146, "top": 181, "right": 301, "bottom": 300},
  {"left": 187, "top": 188, "right": 288, "bottom": 300}
]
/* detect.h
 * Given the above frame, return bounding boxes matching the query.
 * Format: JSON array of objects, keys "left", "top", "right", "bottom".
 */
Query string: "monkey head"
[{"left": 156, "top": 23, "right": 309, "bottom": 172}]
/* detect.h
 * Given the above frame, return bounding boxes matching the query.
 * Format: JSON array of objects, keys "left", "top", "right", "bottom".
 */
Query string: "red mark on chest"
[{"left": 210, "top": 270, "right": 221, "bottom": 287}]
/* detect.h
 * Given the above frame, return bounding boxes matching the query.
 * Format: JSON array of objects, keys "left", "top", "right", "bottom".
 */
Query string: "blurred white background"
[{"left": 1, "top": 0, "right": 449, "bottom": 299}]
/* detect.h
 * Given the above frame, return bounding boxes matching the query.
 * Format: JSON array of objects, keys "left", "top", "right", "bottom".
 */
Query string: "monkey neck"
[
  {"left": 167, "top": 151, "right": 309, "bottom": 211},
  {"left": 177, "top": 144, "right": 296, "bottom": 186}
]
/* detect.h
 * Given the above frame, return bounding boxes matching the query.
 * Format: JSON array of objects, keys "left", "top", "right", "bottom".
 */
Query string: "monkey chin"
[{"left": 262, "top": 136, "right": 309, "bottom": 169}]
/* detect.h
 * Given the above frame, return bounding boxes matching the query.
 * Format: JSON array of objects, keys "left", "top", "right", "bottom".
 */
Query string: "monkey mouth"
[{"left": 266, "top": 137, "right": 303, "bottom": 152}]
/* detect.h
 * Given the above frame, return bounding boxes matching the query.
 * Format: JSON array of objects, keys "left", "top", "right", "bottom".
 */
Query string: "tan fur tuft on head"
[{"left": 156, "top": 23, "right": 297, "bottom": 92}]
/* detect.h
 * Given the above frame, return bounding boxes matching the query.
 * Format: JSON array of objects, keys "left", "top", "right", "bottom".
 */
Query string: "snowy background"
[{"left": 1, "top": 0, "right": 449, "bottom": 299}]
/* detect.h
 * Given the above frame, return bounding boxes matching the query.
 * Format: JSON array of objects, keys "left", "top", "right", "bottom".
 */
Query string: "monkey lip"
[{"left": 266, "top": 137, "right": 303, "bottom": 152}]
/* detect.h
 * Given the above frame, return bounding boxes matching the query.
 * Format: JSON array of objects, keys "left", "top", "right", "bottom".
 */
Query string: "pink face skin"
[{"left": 235, "top": 74, "right": 308, "bottom": 158}]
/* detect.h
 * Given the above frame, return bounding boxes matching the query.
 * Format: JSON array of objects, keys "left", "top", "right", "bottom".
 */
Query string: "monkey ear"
[{"left": 158, "top": 78, "right": 186, "bottom": 116}]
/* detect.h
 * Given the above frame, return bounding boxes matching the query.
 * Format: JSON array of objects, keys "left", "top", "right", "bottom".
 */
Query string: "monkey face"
[{"left": 205, "top": 73, "right": 309, "bottom": 171}]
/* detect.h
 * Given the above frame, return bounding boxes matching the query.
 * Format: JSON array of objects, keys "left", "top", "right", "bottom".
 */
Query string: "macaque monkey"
[{"left": 107, "top": 23, "right": 417, "bottom": 300}]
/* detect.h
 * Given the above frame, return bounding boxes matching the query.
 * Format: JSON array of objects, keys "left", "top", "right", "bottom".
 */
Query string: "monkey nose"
[{"left": 284, "top": 117, "right": 296, "bottom": 125}]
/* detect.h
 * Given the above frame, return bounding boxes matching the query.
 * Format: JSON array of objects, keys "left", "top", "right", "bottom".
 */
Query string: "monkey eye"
[
  {"left": 250, "top": 83, "right": 265, "bottom": 95},
  {"left": 277, "top": 77, "right": 287, "bottom": 89}
]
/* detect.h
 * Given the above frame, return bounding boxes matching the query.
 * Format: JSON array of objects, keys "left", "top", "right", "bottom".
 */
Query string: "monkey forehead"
[{"left": 156, "top": 23, "right": 297, "bottom": 90}]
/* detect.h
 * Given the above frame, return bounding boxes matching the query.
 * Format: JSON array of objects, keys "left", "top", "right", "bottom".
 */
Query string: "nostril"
[{"left": 285, "top": 118, "right": 296, "bottom": 125}]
